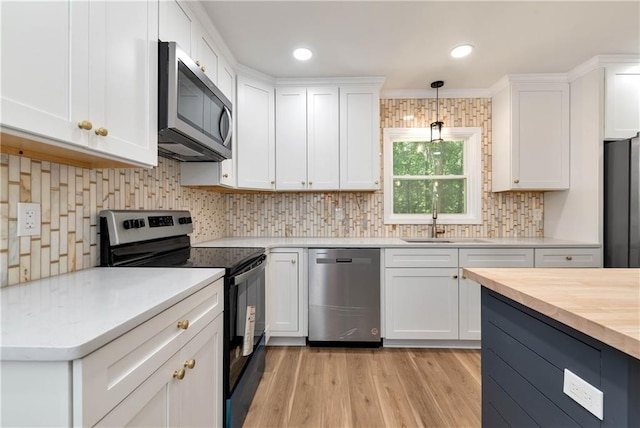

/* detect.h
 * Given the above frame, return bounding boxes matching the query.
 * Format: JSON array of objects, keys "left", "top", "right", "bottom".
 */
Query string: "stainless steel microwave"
[{"left": 158, "top": 41, "right": 232, "bottom": 162}]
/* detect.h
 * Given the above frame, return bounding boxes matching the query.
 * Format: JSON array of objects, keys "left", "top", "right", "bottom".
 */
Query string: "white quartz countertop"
[
  {"left": 194, "top": 236, "right": 600, "bottom": 249},
  {"left": 0, "top": 267, "right": 224, "bottom": 361}
]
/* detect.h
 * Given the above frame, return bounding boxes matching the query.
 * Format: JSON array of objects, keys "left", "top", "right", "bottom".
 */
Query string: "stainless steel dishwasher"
[{"left": 308, "top": 248, "right": 381, "bottom": 345}]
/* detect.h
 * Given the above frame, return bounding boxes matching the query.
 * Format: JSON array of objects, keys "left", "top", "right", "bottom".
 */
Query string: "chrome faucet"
[{"left": 431, "top": 198, "right": 438, "bottom": 238}]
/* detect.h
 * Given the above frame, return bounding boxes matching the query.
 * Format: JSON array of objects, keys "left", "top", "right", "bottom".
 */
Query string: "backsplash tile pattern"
[
  {"left": 0, "top": 154, "right": 227, "bottom": 287},
  {"left": 228, "top": 98, "right": 544, "bottom": 238}
]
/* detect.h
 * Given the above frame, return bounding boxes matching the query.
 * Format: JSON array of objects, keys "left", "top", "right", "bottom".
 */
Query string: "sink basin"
[{"left": 402, "top": 238, "right": 487, "bottom": 244}]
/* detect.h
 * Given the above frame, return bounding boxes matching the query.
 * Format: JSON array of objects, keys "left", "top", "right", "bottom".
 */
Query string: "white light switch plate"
[
  {"left": 563, "top": 368, "right": 603, "bottom": 420},
  {"left": 17, "top": 202, "right": 41, "bottom": 236}
]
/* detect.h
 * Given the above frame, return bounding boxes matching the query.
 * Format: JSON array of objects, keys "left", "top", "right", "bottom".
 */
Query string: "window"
[{"left": 383, "top": 127, "right": 482, "bottom": 224}]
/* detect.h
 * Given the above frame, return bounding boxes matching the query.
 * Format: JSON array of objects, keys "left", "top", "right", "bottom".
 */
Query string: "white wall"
[{"left": 544, "top": 68, "right": 603, "bottom": 243}]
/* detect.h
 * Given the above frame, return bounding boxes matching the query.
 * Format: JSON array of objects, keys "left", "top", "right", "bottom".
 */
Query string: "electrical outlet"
[
  {"left": 17, "top": 203, "right": 41, "bottom": 236},
  {"left": 533, "top": 208, "right": 543, "bottom": 221},
  {"left": 563, "top": 369, "right": 604, "bottom": 420},
  {"left": 335, "top": 207, "right": 344, "bottom": 220}
]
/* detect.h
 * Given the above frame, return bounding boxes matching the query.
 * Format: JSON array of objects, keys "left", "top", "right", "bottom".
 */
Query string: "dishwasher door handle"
[
  {"left": 336, "top": 258, "right": 352, "bottom": 263},
  {"left": 315, "top": 257, "right": 371, "bottom": 264}
]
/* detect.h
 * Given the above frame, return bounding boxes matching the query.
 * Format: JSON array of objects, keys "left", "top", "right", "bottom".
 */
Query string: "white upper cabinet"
[
  {"left": 492, "top": 77, "right": 570, "bottom": 191},
  {"left": 275, "top": 86, "right": 340, "bottom": 191},
  {"left": 275, "top": 87, "right": 308, "bottom": 190},
  {"left": 605, "top": 63, "right": 640, "bottom": 139},
  {"left": 217, "top": 56, "right": 235, "bottom": 102},
  {"left": 236, "top": 74, "right": 275, "bottom": 190},
  {"left": 191, "top": 22, "right": 219, "bottom": 84},
  {"left": 1, "top": 0, "right": 158, "bottom": 167},
  {"left": 339, "top": 85, "right": 381, "bottom": 190},
  {"left": 159, "top": 0, "right": 192, "bottom": 54}
]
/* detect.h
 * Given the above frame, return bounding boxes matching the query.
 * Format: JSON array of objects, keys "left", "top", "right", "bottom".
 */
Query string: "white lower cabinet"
[
  {"left": 384, "top": 267, "right": 459, "bottom": 340},
  {"left": 534, "top": 247, "right": 601, "bottom": 267},
  {"left": 267, "top": 249, "right": 307, "bottom": 344},
  {"left": 96, "top": 315, "right": 223, "bottom": 427},
  {"left": 0, "top": 278, "right": 223, "bottom": 427},
  {"left": 384, "top": 248, "right": 459, "bottom": 340},
  {"left": 458, "top": 248, "right": 534, "bottom": 340}
]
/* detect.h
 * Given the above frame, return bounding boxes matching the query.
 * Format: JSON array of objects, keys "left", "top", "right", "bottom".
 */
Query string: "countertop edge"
[
  {"left": 463, "top": 268, "right": 640, "bottom": 360},
  {"left": 0, "top": 269, "right": 225, "bottom": 361}
]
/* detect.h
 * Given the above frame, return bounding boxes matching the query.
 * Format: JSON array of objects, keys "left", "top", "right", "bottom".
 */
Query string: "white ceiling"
[{"left": 200, "top": 1, "right": 640, "bottom": 91}]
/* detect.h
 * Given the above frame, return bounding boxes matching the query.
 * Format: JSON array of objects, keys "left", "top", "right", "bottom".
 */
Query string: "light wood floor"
[{"left": 243, "top": 347, "right": 481, "bottom": 428}]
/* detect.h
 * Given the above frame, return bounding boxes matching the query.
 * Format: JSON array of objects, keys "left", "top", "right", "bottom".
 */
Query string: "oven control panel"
[{"left": 100, "top": 210, "right": 194, "bottom": 246}]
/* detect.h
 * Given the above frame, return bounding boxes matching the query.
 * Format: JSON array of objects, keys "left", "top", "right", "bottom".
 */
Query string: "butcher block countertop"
[{"left": 463, "top": 268, "right": 640, "bottom": 360}]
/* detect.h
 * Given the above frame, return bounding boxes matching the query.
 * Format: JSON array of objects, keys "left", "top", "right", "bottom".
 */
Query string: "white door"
[
  {"left": 306, "top": 87, "right": 340, "bottom": 190},
  {"left": 179, "top": 317, "right": 223, "bottom": 428},
  {"left": 236, "top": 75, "right": 275, "bottom": 190},
  {"left": 385, "top": 268, "right": 459, "bottom": 340},
  {"left": 340, "top": 86, "right": 380, "bottom": 190},
  {"left": 276, "top": 87, "right": 308, "bottom": 190},
  {"left": 605, "top": 64, "right": 640, "bottom": 139},
  {"left": 1, "top": 1, "right": 89, "bottom": 148},
  {"left": 268, "top": 253, "right": 301, "bottom": 334},
  {"left": 159, "top": 0, "right": 193, "bottom": 54},
  {"left": 87, "top": 0, "right": 158, "bottom": 166}
]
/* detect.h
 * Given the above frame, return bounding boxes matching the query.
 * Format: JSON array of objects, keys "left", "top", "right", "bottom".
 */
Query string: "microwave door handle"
[{"left": 220, "top": 106, "right": 232, "bottom": 147}]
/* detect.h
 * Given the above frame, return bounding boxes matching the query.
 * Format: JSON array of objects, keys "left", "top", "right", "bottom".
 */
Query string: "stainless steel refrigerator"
[{"left": 604, "top": 132, "right": 640, "bottom": 267}]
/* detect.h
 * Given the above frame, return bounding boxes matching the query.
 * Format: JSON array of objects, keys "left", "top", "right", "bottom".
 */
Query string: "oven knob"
[
  {"left": 179, "top": 217, "right": 186, "bottom": 224},
  {"left": 187, "top": 217, "right": 192, "bottom": 224},
  {"left": 139, "top": 218, "right": 145, "bottom": 228},
  {"left": 123, "top": 220, "right": 132, "bottom": 230}
]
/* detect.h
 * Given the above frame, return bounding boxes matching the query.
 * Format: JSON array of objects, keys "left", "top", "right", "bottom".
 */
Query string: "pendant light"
[{"left": 430, "top": 80, "right": 444, "bottom": 142}]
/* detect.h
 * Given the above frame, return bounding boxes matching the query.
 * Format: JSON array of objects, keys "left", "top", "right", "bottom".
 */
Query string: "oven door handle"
[{"left": 232, "top": 258, "right": 266, "bottom": 285}]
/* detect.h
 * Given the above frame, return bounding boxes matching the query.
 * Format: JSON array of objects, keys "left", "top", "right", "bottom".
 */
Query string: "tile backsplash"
[
  {"left": 0, "top": 154, "right": 227, "bottom": 287},
  {"left": 1, "top": 97, "right": 544, "bottom": 287},
  {"left": 228, "top": 98, "right": 544, "bottom": 238}
]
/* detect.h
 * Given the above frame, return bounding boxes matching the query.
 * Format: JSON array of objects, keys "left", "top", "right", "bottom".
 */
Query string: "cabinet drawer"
[
  {"left": 385, "top": 248, "right": 458, "bottom": 268},
  {"left": 534, "top": 248, "right": 601, "bottom": 267},
  {"left": 76, "top": 278, "right": 223, "bottom": 427},
  {"left": 459, "top": 248, "right": 534, "bottom": 268}
]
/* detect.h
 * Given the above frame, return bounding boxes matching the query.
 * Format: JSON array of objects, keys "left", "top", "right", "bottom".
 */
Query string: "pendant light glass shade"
[{"left": 430, "top": 80, "right": 444, "bottom": 142}]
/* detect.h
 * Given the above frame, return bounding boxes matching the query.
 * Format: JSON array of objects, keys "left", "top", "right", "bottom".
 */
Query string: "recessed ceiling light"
[
  {"left": 293, "top": 48, "right": 313, "bottom": 61},
  {"left": 451, "top": 44, "right": 473, "bottom": 58}
]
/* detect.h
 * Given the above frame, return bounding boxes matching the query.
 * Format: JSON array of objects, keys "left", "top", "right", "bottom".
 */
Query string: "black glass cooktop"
[{"left": 130, "top": 246, "right": 265, "bottom": 273}]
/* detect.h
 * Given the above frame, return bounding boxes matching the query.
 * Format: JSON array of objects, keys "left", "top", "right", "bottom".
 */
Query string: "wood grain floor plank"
[{"left": 243, "top": 347, "right": 481, "bottom": 428}]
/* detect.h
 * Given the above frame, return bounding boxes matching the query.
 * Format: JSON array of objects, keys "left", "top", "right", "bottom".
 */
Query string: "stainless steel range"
[{"left": 99, "top": 209, "right": 265, "bottom": 428}]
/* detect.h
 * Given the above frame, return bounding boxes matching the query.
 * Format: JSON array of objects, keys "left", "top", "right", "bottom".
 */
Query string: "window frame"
[{"left": 383, "top": 127, "right": 482, "bottom": 225}]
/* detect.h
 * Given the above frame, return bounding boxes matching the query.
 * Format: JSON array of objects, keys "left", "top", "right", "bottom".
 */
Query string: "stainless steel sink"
[{"left": 402, "top": 238, "right": 487, "bottom": 244}]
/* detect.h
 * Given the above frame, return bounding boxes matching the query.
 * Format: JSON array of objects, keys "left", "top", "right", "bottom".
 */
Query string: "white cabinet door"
[
  {"left": 268, "top": 252, "right": 302, "bottom": 335},
  {"left": 384, "top": 267, "right": 459, "bottom": 340},
  {"left": 339, "top": 85, "right": 381, "bottom": 190},
  {"left": 191, "top": 22, "right": 219, "bottom": 84},
  {"left": 492, "top": 79, "right": 570, "bottom": 191},
  {"left": 1, "top": 0, "right": 158, "bottom": 167},
  {"left": 275, "top": 87, "right": 308, "bottom": 190},
  {"left": 307, "top": 87, "right": 340, "bottom": 190},
  {"left": 534, "top": 247, "right": 602, "bottom": 267},
  {"left": 605, "top": 64, "right": 640, "bottom": 139},
  {"left": 236, "top": 75, "right": 275, "bottom": 190},
  {"left": 1, "top": 1, "right": 89, "bottom": 148},
  {"left": 159, "top": 0, "right": 193, "bottom": 54},
  {"left": 217, "top": 56, "right": 235, "bottom": 102},
  {"left": 87, "top": 0, "right": 158, "bottom": 167},
  {"left": 95, "top": 354, "right": 179, "bottom": 428},
  {"left": 458, "top": 248, "right": 534, "bottom": 340},
  {"left": 178, "top": 316, "right": 223, "bottom": 428}
]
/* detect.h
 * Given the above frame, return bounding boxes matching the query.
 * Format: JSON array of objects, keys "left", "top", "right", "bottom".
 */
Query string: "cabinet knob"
[
  {"left": 565, "top": 256, "right": 573, "bottom": 261},
  {"left": 195, "top": 60, "right": 201, "bottom": 67},
  {"left": 452, "top": 274, "right": 458, "bottom": 279},
  {"left": 173, "top": 369, "right": 186, "bottom": 380},
  {"left": 301, "top": 181, "right": 306, "bottom": 185},
  {"left": 222, "top": 173, "right": 229, "bottom": 178},
  {"left": 77, "top": 120, "right": 93, "bottom": 130},
  {"left": 462, "top": 275, "right": 467, "bottom": 280},
  {"left": 177, "top": 319, "right": 190, "bottom": 330},
  {"left": 374, "top": 180, "right": 379, "bottom": 185},
  {"left": 201, "top": 66, "right": 206, "bottom": 72},
  {"left": 513, "top": 179, "right": 520, "bottom": 184},
  {"left": 184, "top": 359, "right": 196, "bottom": 369},
  {"left": 95, "top": 127, "right": 108, "bottom": 137},
  {"left": 271, "top": 180, "right": 275, "bottom": 185},
  {"left": 291, "top": 259, "right": 296, "bottom": 264}
]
